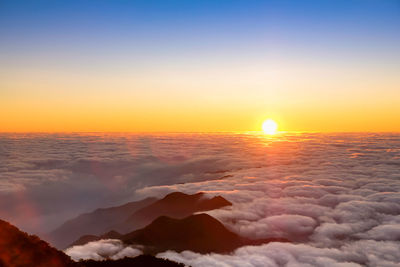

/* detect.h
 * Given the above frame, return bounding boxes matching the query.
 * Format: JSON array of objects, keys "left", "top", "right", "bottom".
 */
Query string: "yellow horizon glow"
[{"left": 1, "top": 96, "right": 399, "bottom": 132}]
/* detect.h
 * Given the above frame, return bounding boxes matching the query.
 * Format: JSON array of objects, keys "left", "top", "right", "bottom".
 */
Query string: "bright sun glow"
[{"left": 262, "top": 119, "right": 278, "bottom": 135}]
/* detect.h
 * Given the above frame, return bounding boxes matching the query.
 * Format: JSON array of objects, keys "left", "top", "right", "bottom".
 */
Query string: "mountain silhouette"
[
  {"left": 51, "top": 192, "right": 231, "bottom": 249},
  {"left": 0, "top": 219, "right": 75, "bottom": 267},
  {"left": 49, "top": 197, "right": 157, "bottom": 248},
  {"left": 119, "top": 213, "right": 289, "bottom": 254},
  {"left": 80, "top": 255, "right": 185, "bottom": 267},
  {"left": 122, "top": 213, "right": 244, "bottom": 254},
  {"left": 117, "top": 192, "right": 232, "bottom": 233}
]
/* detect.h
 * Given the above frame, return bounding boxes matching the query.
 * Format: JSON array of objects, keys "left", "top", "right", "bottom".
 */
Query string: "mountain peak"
[
  {"left": 123, "top": 213, "right": 242, "bottom": 254},
  {"left": 120, "top": 192, "right": 231, "bottom": 234},
  {"left": 163, "top": 191, "right": 201, "bottom": 198}
]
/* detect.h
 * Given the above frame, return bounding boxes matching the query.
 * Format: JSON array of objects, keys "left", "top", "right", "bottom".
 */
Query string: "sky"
[{"left": 0, "top": 0, "right": 399, "bottom": 132}]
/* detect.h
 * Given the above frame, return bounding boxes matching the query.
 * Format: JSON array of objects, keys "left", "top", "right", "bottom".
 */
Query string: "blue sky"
[{"left": 1, "top": 0, "right": 399, "bottom": 64}]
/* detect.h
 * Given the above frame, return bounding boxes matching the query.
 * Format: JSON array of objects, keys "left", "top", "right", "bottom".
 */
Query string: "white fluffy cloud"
[
  {"left": 146, "top": 166, "right": 400, "bottom": 266},
  {"left": 158, "top": 240, "right": 400, "bottom": 267},
  {"left": 64, "top": 239, "right": 142, "bottom": 261}
]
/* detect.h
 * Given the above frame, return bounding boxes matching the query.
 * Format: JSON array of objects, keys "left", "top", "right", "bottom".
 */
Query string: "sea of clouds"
[
  {"left": 1, "top": 132, "right": 400, "bottom": 266},
  {"left": 137, "top": 134, "right": 400, "bottom": 266}
]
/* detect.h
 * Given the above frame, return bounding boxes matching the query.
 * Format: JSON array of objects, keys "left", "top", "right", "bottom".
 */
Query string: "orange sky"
[{"left": 1, "top": 60, "right": 399, "bottom": 132}]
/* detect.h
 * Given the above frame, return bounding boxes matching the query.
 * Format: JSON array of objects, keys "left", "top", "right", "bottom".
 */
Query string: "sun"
[{"left": 262, "top": 119, "right": 278, "bottom": 135}]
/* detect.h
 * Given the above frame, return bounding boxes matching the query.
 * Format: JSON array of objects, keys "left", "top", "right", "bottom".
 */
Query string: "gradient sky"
[{"left": 1, "top": 0, "right": 399, "bottom": 132}]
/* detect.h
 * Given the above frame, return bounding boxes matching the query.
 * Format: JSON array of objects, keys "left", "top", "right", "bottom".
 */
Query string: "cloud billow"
[{"left": 65, "top": 239, "right": 142, "bottom": 261}]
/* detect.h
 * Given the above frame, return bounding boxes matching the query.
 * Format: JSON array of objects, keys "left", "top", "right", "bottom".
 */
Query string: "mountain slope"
[
  {"left": 122, "top": 213, "right": 243, "bottom": 254},
  {"left": 49, "top": 197, "right": 157, "bottom": 248},
  {"left": 118, "top": 192, "right": 232, "bottom": 233},
  {"left": 0, "top": 219, "right": 75, "bottom": 267},
  {"left": 0, "top": 219, "right": 187, "bottom": 267}
]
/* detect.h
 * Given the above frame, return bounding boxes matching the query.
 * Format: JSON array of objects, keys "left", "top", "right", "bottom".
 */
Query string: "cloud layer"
[
  {"left": 135, "top": 134, "right": 400, "bottom": 266},
  {"left": 1, "top": 132, "right": 400, "bottom": 266},
  {"left": 65, "top": 239, "right": 142, "bottom": 261},
  {"left": 0, "top": 133, "right": 249, "bottom": 233},
  {"left": 158, "top": 240, "right": 400, "bottom": 267}
]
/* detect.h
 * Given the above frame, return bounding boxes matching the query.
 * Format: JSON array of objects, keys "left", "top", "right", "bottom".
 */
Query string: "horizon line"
[{"left": 0, "top": 131, "right": 399, "bottom": 134}]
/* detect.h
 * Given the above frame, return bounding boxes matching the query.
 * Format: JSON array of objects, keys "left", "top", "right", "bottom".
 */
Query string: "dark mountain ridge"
[
  {"left": 49, "top": 197, "right": 157, "bottom": 249},
  {"left": 117, "top": 192, "right": 232, "bottom": 233},
  {"left": 123, "top": 213, "right": 243, "bottom": 254},
  {"left": 53, "top": 192, "right": 231, "bottom": 249},
  {"left": 73, "top": 213, "right": 289, "bottom": 255}
]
